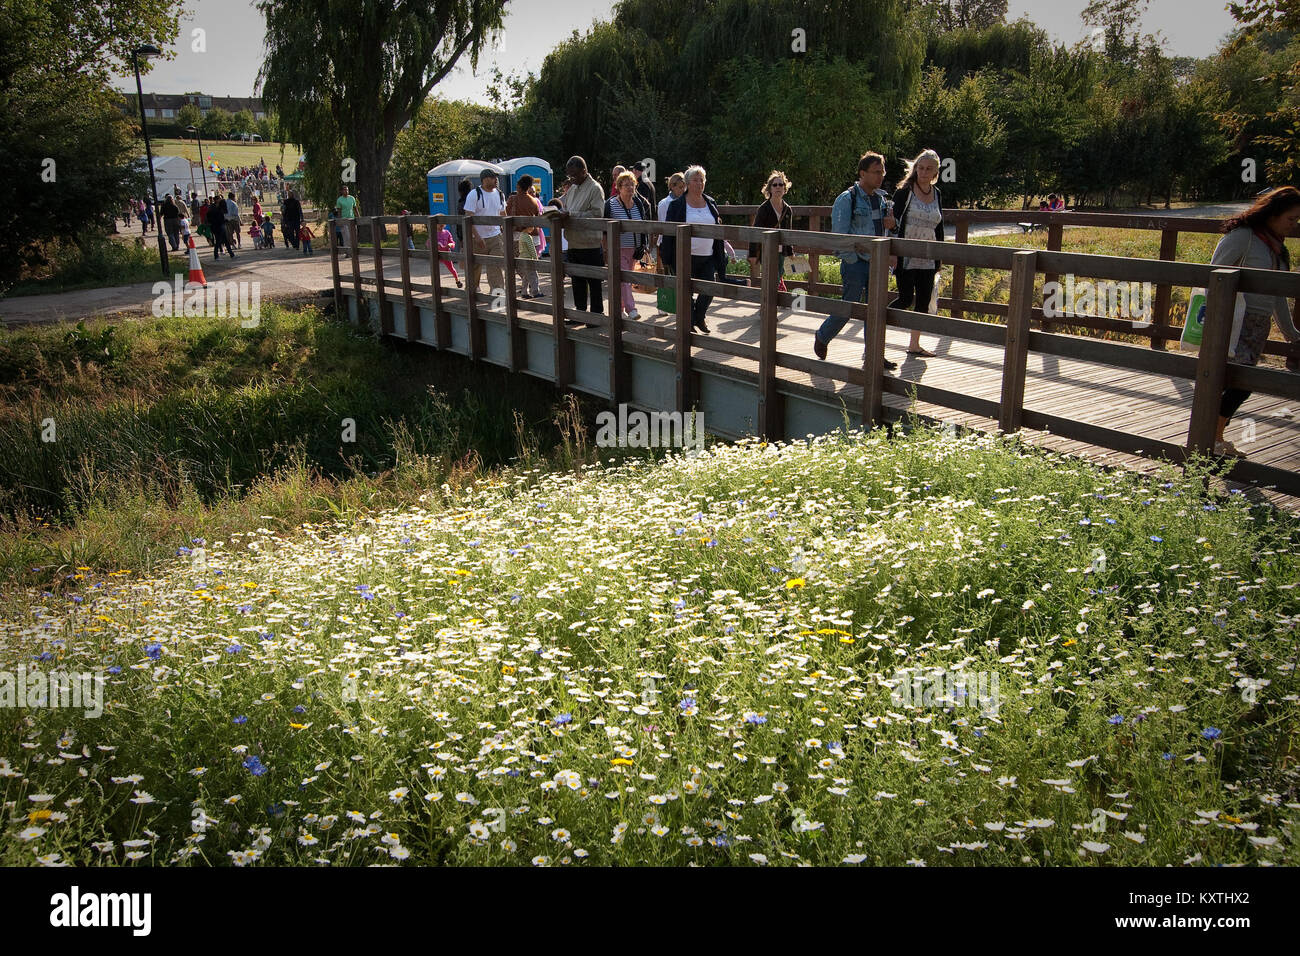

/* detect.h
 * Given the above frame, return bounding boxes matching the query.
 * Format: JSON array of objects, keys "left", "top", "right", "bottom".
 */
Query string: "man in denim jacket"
[{"left": 814, "top": 152, "right": 896, "bottom": 369}]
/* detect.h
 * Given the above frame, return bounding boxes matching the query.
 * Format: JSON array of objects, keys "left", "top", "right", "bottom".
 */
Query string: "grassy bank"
[
  {"left": 1, "top": 426, "right": 1297, "bottom": 865},
  {"left": 0, "top": 304, "right": 611, "bottom": 591},
  {"left": 3, "top": 235, "right": 188, "bottom": 299}
]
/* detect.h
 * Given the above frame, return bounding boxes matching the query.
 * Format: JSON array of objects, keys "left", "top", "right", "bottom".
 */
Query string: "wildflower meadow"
[{"left": 1, "top": 427, "right": 1297, "bottom": 867}]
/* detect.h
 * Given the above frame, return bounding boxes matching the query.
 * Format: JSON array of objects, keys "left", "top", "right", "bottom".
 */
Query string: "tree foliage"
[
  {"left": 257, "top": 0, "right": 507, "bottom": 215},
  {"left": 0, "top": 0, "right": 183, "bottom": 291}
]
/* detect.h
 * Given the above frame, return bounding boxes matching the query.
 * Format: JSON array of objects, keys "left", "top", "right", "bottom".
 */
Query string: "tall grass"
[{"left": 0, "top": 305, "right": 610, "bottom": 589}]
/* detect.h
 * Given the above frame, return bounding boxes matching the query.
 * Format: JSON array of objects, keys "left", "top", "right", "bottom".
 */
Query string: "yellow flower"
[
  {"left": 1062, "top": 638, "right": 1077, "bottom": 647},
  {"left": 28, "top": 809, "right": 52, "bottom": 823},
  {"left": 785, "top": 578, "right": 805, "bottom": 589},
  {"left": 289, "top": 723, "right": 307, "bottom": 730},
  {"left": 501, "top": 665, "right": 516, "bottom": 675},
  {"left": 611, "top": 758, "right": 634, "bottom": 766}
]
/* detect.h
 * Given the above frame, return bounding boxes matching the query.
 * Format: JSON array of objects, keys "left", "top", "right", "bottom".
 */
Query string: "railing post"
[
  {"left": 371, "top": 216, "right": 392, "bottom": 335},
  {"left": 463, "top": 215, "right": 479, "bottom": 359},
  {"left": 1040, "top": 221, "right": 1063, "bottom": 334},
  {"left": 550, "top": 216, "right": 572, "bottom": 387},
  {"left": 1186, "top": 267, "right": 1240, "bottom": 455},
  {"left": 430, "top": 216, "right": 449, "bottom": 348},
  {"left": 349, "top": 219, "right": 362, "bottom": 318},
  {"left": 861, "top": 237, "right": 892, "bottom": 429},
  {"left": 503, "top": 217, "right": 520, "bottom": 371},
  {"left": 605, "top": 220, "right": 626, "bottom": 404},
  {"left": 951, "top": 218, "right": 969, "bottom": 320},
  {"left": 674, "top": 223, "right": 692, "bottom": 413},
  {"left": 398, "top": 214, "right": 413, "bottom": 340},
  {"left": 329, "top": 212, "right": 342, "bottom": 318},
  {"left": 807, "top": 212, "right": 822, "bottom": 296},
  {"left": 758, "top": 229, "right": 783, "bottom": 439},
  {"left": 998, "top": 250, "right": 1038, "bottom": 434},
  {"left": 1151, "top": 228, "right": 1178, "bottom": 350}
]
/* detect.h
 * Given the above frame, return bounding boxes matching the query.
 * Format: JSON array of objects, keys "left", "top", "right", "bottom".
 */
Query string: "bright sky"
[{"left": 112, "top": 0, "right": 1239, "bottom": 105}]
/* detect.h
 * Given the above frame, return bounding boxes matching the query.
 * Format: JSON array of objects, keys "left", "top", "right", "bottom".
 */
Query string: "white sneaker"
[{"left": 625, "top": 310, "right": 640, "bottom": 320}]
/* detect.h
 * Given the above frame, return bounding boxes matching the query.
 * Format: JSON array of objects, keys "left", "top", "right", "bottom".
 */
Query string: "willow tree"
[{"left": 257, "top": 0, "right": 507, "bottom": 217}]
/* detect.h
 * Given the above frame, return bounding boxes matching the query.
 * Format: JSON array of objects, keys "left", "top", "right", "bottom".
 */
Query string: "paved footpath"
[{"left": 1, "top": 242, "right": 339, "bottom": 328}]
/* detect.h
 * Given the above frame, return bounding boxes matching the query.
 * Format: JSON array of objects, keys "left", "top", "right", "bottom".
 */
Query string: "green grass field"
[{"left": 152, "top": 138, "right": 302, "bottom": 173}]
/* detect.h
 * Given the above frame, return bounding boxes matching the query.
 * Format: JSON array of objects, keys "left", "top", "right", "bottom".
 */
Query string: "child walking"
[
  {"left": 429, "top": 223, "right": 462, "bottom": 287},
  {"left": 299, "top": 221, "right": 315, "bottom": 255},
  {"left": 262, "top": 215, "right": 275, "bottom": 249}
]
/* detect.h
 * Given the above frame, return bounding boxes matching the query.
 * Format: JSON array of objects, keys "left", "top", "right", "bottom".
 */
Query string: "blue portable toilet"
[
  {"left": 497, "top": 156, "right": 555, "bottom": 254},
  {"left": 498, "top": 156, "right": 554, "bottom": 205},
  {"left": 426, "top": 159, "right": 505, "bottom": 216}
]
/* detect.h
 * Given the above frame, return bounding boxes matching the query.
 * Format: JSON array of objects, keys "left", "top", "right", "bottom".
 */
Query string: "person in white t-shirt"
[{"left": 462, "top": 169, "right": 506, "bottom": 294}]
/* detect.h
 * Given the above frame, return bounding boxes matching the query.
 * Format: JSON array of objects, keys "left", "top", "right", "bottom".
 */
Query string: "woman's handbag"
[{"left": 632, "top": 258, "right": 655, "bottom": 294}]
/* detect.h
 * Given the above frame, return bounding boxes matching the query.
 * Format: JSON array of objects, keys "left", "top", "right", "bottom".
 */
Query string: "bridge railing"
[
  {"left": 716, "top": 204, "right": 1300, "bottom": 357},
  {"left": 330, "top": 212, "right": 1300, "bottom": 498}
]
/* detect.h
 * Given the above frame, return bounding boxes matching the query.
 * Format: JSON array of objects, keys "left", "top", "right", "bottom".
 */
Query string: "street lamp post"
[
  {"left": 186, "top": 125, "right": 210, "bottom": 197},
  {"left": 131, "top": 44, "right": 169, "bottom": 278}
]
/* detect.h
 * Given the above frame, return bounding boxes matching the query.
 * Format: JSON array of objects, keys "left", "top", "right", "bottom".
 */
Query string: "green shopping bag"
[
  {"left": 1180, "top": 289, "right": 1207, "bottom": 351},
  {"left": 657, "top": 286, "right": 676, "bottom": 315}
]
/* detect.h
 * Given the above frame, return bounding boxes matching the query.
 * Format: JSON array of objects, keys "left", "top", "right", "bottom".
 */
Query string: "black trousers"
[
  {"left": 285, "top": 220, "right": 300, "bottom": 249},
  {"left": 211, "top": 223, "right": 234, "bottom": 257},
  {"left": 690, "top": 254, "right": 723, "bottom": 326},
  {"left": 891, "top": 267, "right": 936, "bottom": 312},
  {"left": 566, "top": 247, "right": 604, "bottom": 313}
]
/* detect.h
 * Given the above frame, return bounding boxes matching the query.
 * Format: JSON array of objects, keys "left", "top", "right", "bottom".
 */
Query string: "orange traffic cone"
[{"left": 185, "top": 231, "right": 207, "bottom": 289}]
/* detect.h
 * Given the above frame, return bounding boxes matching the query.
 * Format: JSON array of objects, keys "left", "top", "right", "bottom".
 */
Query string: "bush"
[{"left": 5, "top": 233, "right": 181, "bottom": 296}]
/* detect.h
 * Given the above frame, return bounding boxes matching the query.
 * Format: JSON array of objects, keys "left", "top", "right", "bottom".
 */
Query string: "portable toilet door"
[
  {"left": 498, "top": 156, "right": 555, "bottom": 253},
  {"left": 426, "top": 159, "right": 505, "bottom": 216}
]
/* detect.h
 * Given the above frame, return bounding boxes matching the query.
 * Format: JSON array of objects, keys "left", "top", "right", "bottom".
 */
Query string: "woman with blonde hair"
[
  {"left": 890, "top": 148, "right": 945, "bottom": 357},
  {"left": 1209, "top": 186, "right": 1300, "bottom": 457},
  {"left": 748, "top": 170, "right": 794, "bottom": 286},
  {"left": 656, "top": 172, "right": 687, "bottom": 272}
]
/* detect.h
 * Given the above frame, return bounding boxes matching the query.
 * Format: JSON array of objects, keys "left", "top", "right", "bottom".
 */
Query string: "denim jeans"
[{"left": 816, "top": 257, "right": 871, "bottom": 345}]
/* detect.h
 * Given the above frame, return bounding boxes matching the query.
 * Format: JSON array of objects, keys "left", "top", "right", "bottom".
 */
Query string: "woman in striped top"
[{"left": 604, "top": 171, "right": 652, "bottom": 320}]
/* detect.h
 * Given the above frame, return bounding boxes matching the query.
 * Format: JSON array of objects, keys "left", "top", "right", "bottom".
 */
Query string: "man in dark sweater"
[
  {"left": 633, "top": 163, "right": 656, "bottom": 220},
  {"left": 206, "top": 193, "right": 234, "bottom": 259}
]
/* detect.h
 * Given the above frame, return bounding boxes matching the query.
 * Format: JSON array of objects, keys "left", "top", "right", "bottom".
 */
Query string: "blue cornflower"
[
  {"left": 673, "top": 599, "right": 686, "bottom": 610},
  {"left": 233, "top": 715, "right": 248, "bottom": 725},
  {"left": 1202, "top": 727, "right": 1222, "bottom": 740},
  {"left": 1108, "top": 714, "right": 1125, "bottom": 725},
  {"left": 1078, "top": 518, "right": 1091, "bottom": 526},
  {"left": 266, "top": 803, "right": 285, "bottom": 818},
  {"left": 176, "top": 546, "right": 192, "bottom": 556},
  {"left": 554, "top": 713, "right": 572, "bottom": 726},
  {"left": 745, "top": 713, "right": 767, "bottom": 725},
  {"left": 145, "top": 642, "right": 162, "bottom": 660},
  {"left": 1150, "top": 536, "right": 1163, "bottom": 543},
  {"left": 679, "top": 698, "right": 697, "bottom": 711},
  {"left": 191, "top": 538, "right": 205, "bottom": 546},
  {"left": 1161, "top": 752, "right": 1174, "bottom": 760},
  {"left": 973, "top": 729, "right": 984, "bottom": 738},
  {"left": 510, "top": 593, "right": 522, "bottom": 605},
  {"left": 243, "top": 755, "right": 268, "bottom": 777},
  {"left": 1105, "top": 518, "right": 1117, "bottom": 525},
  {"left": 107, "top": 665, "right": 121, "bottom": 675},
  {"left": 226, "top": 643, "right": 243, "bottom": 654},
  {"left": 293, "top": 705, "right": 307, "bottom": 714},
  {"left": 258, "top": 632, "right": 273, "bottom": 641},
  {"left": 36, "top": 651, "right": 54, "bottom": 662},
  {"left": 706, "top": 539, "right": 717, "bottom": 548}
]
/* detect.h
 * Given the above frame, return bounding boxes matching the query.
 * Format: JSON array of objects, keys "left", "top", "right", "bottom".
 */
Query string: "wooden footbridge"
[{"left": 327, "top": 208, "right": 1300, "bottom": 503}]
